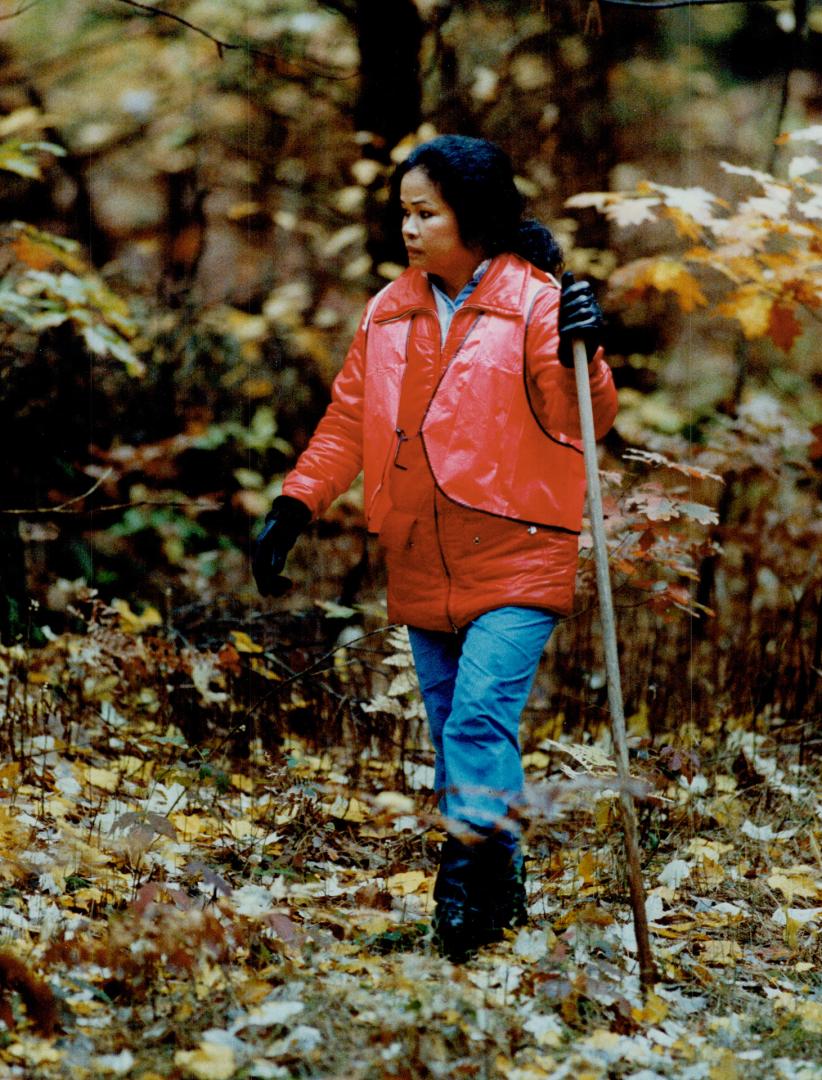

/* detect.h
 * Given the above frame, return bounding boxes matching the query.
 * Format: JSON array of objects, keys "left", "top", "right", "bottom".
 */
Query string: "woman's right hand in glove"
[{"left": 252, "top": 495, "right": 312, "bottom": 597}]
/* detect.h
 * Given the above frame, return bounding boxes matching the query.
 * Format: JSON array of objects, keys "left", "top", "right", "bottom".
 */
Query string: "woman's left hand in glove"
[
  {"left": 558, "top": 270, "right": 605, "bottom": 368},
  {"left": 252, "top": 495, "right": 312, "bottom": 597}
]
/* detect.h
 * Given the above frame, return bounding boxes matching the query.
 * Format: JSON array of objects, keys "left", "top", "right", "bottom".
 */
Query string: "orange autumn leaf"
[
  {"left": 12, "top": 233, "right": 61, "bottom": 270},
  {"left": 626, "top": 258, "right": 708, "bottom": 312},
  {"left": 783, "top": 277, "right": 822, "bottom": 308},
  {"left": 768, "top": 302, "right": 803, "bottom": 352},
  {"left": 661, "top": 205, "right": 703, "bottom": 241},
  {"left": 717, "top": 285, "right": 773, "bottom": 339},
  {"left": 12, "top": 230, "right": 86, "bottom": 273}
]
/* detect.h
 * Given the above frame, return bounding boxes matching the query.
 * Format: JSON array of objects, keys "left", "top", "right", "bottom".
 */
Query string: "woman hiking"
[{"left": 252, "top": 134, "right": 617, "bottom": 962}]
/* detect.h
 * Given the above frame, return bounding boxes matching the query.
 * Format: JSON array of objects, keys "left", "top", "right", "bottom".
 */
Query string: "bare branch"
[
  {"left": 52, "top": 469, "right": 113, "bottom": 512},
  {"left": 110, "top": 0, "right": 356, "bottom": 81},
  {"left": 1, "top": 497, "right": 220, "bottom": 517}
]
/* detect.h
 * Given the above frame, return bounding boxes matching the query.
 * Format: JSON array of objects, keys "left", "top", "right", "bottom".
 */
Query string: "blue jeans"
[{"left": 408, "top": 606, "right": 557, "bottom": 835}]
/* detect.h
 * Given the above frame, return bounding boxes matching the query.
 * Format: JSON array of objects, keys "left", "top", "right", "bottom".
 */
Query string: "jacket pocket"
[{"left": 377, "top": 509, "right": 417, "bottom": 553}]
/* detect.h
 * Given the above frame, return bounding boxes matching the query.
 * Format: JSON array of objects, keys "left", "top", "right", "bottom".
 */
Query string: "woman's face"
[{"left": 399, "top": 167, "right": 481, "bottom": 287}]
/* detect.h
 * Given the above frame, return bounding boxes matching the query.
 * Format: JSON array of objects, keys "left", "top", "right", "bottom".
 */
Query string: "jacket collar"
[{"left": 373, "top": 252, "right": 535, "bottom": 323}]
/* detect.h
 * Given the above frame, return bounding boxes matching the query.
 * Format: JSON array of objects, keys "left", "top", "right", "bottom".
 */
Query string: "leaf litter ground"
[{"left": 1, "top": 615, "right": 821, "bottom": 1080}]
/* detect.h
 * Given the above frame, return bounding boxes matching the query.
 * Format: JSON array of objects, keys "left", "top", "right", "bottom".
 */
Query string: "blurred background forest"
[{"left": 1, "top": 0, "right": 820, "bottom": 746}]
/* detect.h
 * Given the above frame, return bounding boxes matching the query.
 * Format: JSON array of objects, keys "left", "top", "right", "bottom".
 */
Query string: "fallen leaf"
[
  {"left": 700, "top": 940, "right": 742, "bottom": 966},
  {"left": 174, "top": 1042, "right": 236, "bottom": 1080},
  {"left": 658, "top": 859, "right": 692, "bottom": 889},
  {"left": 385, "top": 870, "right": 429, "bottom": 896}
]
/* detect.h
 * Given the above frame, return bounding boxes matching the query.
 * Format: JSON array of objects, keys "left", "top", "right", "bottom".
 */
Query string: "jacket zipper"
[{"left": 393, "top": 427, "right": 408, "bottom": 469}]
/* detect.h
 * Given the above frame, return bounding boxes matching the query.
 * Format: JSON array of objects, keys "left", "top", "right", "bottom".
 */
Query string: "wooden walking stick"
[{"left": 572, "top": 337, "right": 657, "bottom": 993}]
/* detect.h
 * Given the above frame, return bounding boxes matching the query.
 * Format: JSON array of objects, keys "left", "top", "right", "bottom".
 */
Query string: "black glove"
[
  {"left": 252, "top": 495, "right": 311, "bottom": 597},
  {"left": 558, "top": 270, "right": 605, "bottom": 368}
]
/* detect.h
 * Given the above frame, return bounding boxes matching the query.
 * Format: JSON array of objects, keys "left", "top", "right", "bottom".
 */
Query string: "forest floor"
[{"left": 1, "top": 608, "right": 821, "bottom": 1080}]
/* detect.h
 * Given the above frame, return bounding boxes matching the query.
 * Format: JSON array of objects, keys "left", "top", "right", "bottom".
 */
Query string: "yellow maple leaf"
[
  {"left": 224, "top": 818, "right": 265, "bottom": 841},
  {"left": 701, "top": 940, "right": 742, "bottom": 966},
  {"left": 80, "top": 765, "right": 121, "bottom": 793},
  {"left": 628, "top": 258, "right": 708, "bottom": 312},
  {"left": 325, "top": 795, "right": 370, "bottom": 822},
  {"left": 229, "top": 630, "right": 263, "bottom": 654},
  {"left": 577, "top": 850, "right": 598, "bottom": 886},
  {"left": 174, "top": 1042, "right": 236, "bottom": 1080},
  {"left": 767, "top": 870, "right": 820, "bottom": 905},
  {"left": 112, "top": 598, "right": 162, "bottom": 634},
  {"left": 385, "top": 870, "right": 430, "bottom": 895},
  {"left": 631, "top": 990, "right": 669, "bottom": 1025},
  {"left": 717, "top": 285, "right": 774, "bottom": 339},
  {"left": 230, "top": 772, "right": 254, "bottom": 793},
  {"left": 709, "top": 1050, "right": 740, "bottom": 1080}
]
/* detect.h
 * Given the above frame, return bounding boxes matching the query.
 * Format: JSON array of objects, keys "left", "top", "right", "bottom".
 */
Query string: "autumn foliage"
[{"left": 0, "top": 1, "right": 820, "bottom": 1076}]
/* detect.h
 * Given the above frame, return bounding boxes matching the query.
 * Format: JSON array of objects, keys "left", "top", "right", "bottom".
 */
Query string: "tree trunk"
[{"left": 353, "top": 0, "right": 424, "bottom": 154}]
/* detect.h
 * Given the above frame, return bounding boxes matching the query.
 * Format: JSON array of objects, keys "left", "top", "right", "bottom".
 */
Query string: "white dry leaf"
[
  {"left": 720, "top": 161, "right": 777, "bottom": 186},
  {"left": 605, "top": 197, "right": 661, "bottom": 228},
  {"left": 392, "top": 815, "right": 419, "bottom": 832},
  {"left": 512, "top": 926, "right": 550, "bottom": 962},
  {"left": 144, "top": 781, "right": 187, "bottom": 816},
  {"left": 579, "top": 1029, "right": 655, "bottom": 1067},
  {"left": 174, "top": 1042, "right": 236, "bottom": 1080},
  {"left": 374, "top": 791, "right": 415, "bottom": 815},
  {"left": 188, "top": 653, "right": 228, "bottom": 704},
  {"left": 238, "top": 1000, "right": 304, "bottom": 1028},
  {"left": 653, "top": 184, "right": 719, "bottom": 226},
  {"left": 540, "top": 738, "right": 616, "bottom": 774},
  {"left": 0, "top": 906, "right": 29, "bottom": 932},
  {"left": 740, "top": 820, "right": 797, "bottom": 841},
  {"left": 658, "top": 859, "right": 692, "bottom": 889},
  {"left": 677, "top": 772, "right": 710, "bottom": 793},
  {"left": 782, "top": 124, "right": 822, "bottom": 144},
  {"left": 771, "top": 906, "right": 822, "bottom": 927},
  {"left": 522, "top": 1012, "right": 564, "bottom": 1047},
  {"left": 246, "top": 1064, "right": 289, "bottom": 1080},
  {"left": 566, "top": 191, "right": 613, "bottom": 211},
  {"left": 92, "top": 1050, "right": 136, "bottom": 1075},
  {"left": 387, "top": 669, "right": 416, "bottom": 697},
  {"left": 231, "top": 884, "right": 276, "bottom": 917},
  {"left": 402, "top": 760, "right": 435, "bottom": 791},
  {"left": 789, "top": 155, "right": 821, "bottom": 179},
  {"left": 739, "top": 192, "right": 792, "bottom": 220},
  {"left": 654, "top": 985, "right": 709, "bottom": 1015},
  {"left": 645, "top": 892, "right": 666, "bottom": 922},
  {"left": 676, "top": 503, "right": 719, "bottom": 527},
  {"left": 360, "top": 693, "right": 403, "bottom": 717},
  {"left": 54, "top": 767, "right": 83, "bottom": 798},
  {"left": 797, "top": 192, "right": 822, "bottom": 221},
  {"left": 622, "top": 447, "right": 724, "bottom": 484},
  {"left": 284, "top": 1025, "right": 323, "bottom": 1053},
  {"left": 609, "top": 917, "right": 637, "bottom": 953}
]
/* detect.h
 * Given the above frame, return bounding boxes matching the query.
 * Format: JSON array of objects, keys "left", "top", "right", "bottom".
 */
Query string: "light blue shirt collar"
[{"left": 429, "top": 259, "right": 491, "bottom": 344}]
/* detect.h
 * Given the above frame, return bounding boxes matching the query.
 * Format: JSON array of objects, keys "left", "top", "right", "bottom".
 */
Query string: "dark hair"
[{"left": 391, "top": 134, "right": 563, "bottom": 274}]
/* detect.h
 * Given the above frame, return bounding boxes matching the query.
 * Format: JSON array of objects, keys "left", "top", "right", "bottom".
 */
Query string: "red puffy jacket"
[{"left": 283, "top": 253, "right": 617, "bottom": 631}]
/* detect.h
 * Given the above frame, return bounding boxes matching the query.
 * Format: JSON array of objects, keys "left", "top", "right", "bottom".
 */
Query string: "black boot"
[
  {"left": 473, "top": 832, "right": 528, "bottom": 946},
  {"left": 432, "top": 835, "right": 482, "bottom": 963}
]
